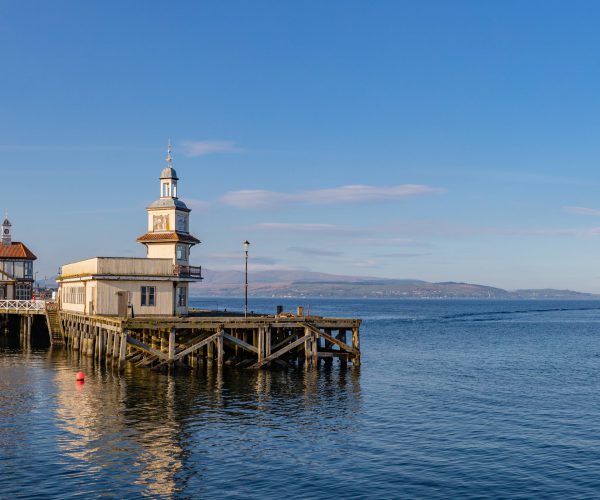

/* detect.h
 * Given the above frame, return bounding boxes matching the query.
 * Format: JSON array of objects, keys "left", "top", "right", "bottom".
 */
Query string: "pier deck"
[{"left": 59, "top": 310, "right": 361, "bottom": 370}]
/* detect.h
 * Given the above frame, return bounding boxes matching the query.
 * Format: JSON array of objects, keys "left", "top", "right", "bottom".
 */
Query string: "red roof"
[
  {"left": 137, "top": 232, "right": 200, "bottom": 245},
  {"left": 0, "top": 242, "right": 37, "bottom": 260}
]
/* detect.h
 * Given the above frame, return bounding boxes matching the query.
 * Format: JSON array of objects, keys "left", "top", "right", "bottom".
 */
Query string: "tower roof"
[
  {"left": 137, "top": 231, "right": 200, "bottom": 245},
  {"left": 148, "top": 198, "right": 190, "bottom": 211},
  {"left": 160, "top": 166, "right": 179, "bottom": 180}
]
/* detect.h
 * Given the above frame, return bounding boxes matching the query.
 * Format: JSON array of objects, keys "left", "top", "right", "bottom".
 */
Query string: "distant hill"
[{"left": 192, "top": 270, "right": 600, "bottom": 299}]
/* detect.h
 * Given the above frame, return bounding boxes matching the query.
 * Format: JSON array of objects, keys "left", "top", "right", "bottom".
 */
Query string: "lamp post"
[{"left": 244, "top": 240, "right": 250, "bottom": 317}]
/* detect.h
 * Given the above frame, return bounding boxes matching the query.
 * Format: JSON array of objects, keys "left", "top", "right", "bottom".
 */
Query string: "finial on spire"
[{"left": 166, "top": 139, "right": 172, "bottom": 167}]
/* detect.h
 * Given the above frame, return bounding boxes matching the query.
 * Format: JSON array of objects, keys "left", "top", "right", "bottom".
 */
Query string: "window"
[
  {"left": 24, "top": 261, "right": 33, "bottom": 278},
  {"left": 176, "top": 244, "right": 186, "bottom": 261},
  {"left": 16, "top": 283, "right": 31, "bottom": 300},
  {"left": 141, "top": 286, "right": 156, "bottom": 306},
  {"left": 63, "top": 285, "right": 84, "bottom": 304},
  {"left": 176, "top": 286, "right": 187, "bottom": 307},
  {"left": 162, "top": 182, "right": 170, "bottom": 197},
  {"left": 13, "top": 262, "right": 24, "bottom": 279}
]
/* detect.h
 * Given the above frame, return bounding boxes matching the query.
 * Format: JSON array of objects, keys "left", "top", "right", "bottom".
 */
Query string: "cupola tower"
[
  {"left": 137, "top": 143, "right": 200, "bottom": 265},
  {"left": 2, "top": 217, "right": 11, "bottom": 246}
]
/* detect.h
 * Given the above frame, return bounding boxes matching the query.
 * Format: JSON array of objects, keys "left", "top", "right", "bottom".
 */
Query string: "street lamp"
[{"left": 244, "top": 240, "right": 250, "bottom": 317}]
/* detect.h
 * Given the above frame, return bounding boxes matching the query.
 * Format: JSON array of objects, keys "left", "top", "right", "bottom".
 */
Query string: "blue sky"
[{"left": 3, "top": 1, "right": 600, "bottom": 291}]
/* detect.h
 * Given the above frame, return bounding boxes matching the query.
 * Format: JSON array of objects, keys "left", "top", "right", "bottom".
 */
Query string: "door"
[
  {"left": 0, "top": 285, "right": 5, "bottom": 300},
  {"left": 117, "top": 291, "right": 128, "bottom": 317}
]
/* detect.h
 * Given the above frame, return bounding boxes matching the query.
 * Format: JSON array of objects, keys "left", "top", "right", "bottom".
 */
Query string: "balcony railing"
[
  {"left": 0, "top": 299, "right": 47, "bottom": 312},
  {"left": 173, "top": 265, "right": 202, "bottom": 279}
]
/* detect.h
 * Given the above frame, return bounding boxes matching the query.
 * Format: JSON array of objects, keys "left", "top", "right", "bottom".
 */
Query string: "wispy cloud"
[
  {"left": 287, "top": 246, "right": 343, "bottom": 257},
  {"left": 248, "top": 222, "right": 364, "bottom": 234},
  {"left": 375, "top": 252, "right": 428, "bottom": 258},
  {"left": 184, "top": 199, "right": 211, "bottom": 212},
  {"left": 179, "top": 140, "right": 238, "bottom": 157},
  {"left": 205, "top": 253, "right": 278, "bottom": 265},
  {"left": 221, "top": 184, "right": 444, "bottom": 209},
  {"left": 563, "top": 206, "right": 600, "bottom": 217},
  {"left": 532, "top": 227, "right": 600, "bottom": 237},
  {"left": 355, "top": 237, "right": 432, "bottom": 247}
]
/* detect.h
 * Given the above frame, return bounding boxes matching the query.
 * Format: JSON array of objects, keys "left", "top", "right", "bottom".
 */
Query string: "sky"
[{"left": 3, "top": 0, "right": 600, "bottom": 291}]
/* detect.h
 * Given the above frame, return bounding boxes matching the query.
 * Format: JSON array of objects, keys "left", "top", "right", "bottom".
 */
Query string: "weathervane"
[{"left": 166, "top": 138, "right": 172, "bottom": 167}]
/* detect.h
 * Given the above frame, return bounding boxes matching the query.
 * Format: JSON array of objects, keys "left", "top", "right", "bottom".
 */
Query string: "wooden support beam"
[
  {"left": 168, "top": 328, "right": 176, "bottom": 361},
  {"left": 126, "top": 335, "right": 170, "bottom": 361},
  {"left": 352, "top": 327, "right": 361, "bottom": 366},
  {"left": 223, "top": 332, "right": 259, "bottom": 354},
  {"left": 118, "top": 331, "right": 127, "bottom": 368},
  {"left": 251, "top": 333, "right": 310, "bottom": 369},
  {"left": 155, "top": 330, "right": 223, "bottom": 367},
  {"left": 271, "top": 332, "right": 299, "bottom": 353},
  {"left": 217, "top": 331, "right": 224, "bottom": 365},
  {"left": 303, "top": 323, "right": 358, "bottom": 355}
]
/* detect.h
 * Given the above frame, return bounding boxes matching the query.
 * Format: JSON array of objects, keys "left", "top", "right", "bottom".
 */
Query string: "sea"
[{"left": 1, "top": 298, "right": 600, "bottom": 499}]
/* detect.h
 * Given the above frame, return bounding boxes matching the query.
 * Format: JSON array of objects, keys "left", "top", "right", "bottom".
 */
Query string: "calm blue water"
[{"left": 2, "top": 299, "right": 600, "bottom": 499}]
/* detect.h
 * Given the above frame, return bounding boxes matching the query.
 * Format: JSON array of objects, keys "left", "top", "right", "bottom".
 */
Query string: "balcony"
[{"left": 173, "top": 265, "right": 203, "bottom": 279}]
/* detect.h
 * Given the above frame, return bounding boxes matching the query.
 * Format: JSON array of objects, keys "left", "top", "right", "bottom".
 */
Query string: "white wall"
[{"left": 97, "top": 280, "right": 175, "bottom": 316}]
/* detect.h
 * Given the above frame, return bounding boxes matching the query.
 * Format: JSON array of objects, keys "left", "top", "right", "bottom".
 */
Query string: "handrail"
[
  {"left": 0, "top": 299, "right": 47, "bottom": 311},
  {"left": 173, "top": 265, "right": 202, "bottom": 279}
]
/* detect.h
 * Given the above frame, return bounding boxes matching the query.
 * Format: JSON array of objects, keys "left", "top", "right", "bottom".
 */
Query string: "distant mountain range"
[{"left": 191, "top": 269, "right": 599, "bottom": 299}]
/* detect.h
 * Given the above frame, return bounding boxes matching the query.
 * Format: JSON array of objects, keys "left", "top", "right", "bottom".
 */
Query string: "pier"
[
  {"left": 59, "top": 310, "right": 361, "bottom": 370},
  {"left": 0, "top": 299, "right": 64, "bottom": 347},
  {"left": 1, "top": 300, "right": 361, "bottom": 371}
]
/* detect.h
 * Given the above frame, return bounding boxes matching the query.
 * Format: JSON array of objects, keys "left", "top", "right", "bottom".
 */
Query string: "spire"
[{"left": 166, "top": 139, "right": 172, "bottom": 167}]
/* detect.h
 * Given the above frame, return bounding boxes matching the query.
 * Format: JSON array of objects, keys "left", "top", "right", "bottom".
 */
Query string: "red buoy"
[{"left": 76, "top": 371, "right": 85, "bottom": 382}]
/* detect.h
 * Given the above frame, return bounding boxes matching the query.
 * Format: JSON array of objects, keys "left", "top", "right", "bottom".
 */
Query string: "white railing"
[{"left": 0, "top": 299, "right": 47, "bottom": 312}]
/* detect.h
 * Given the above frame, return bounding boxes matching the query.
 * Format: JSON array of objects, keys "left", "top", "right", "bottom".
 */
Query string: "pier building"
[
  {"left": 57, "top": 144, "right": 201, "bottom": 317},
  {"left": 1, "top": 144, "right": 361, "bottom": 371},
  {"left": 0, "top": 217, "right": 36, "bottom": 300}
]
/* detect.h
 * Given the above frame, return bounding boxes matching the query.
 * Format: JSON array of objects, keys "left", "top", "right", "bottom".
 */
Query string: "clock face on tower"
[{"left": 3, "top": 229, "right": 8, "bottom": 235}]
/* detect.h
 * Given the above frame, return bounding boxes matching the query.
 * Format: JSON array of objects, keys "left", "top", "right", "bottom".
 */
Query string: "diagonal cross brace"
[
  {"left": 302, "top": 323, "right": 358, "bottom": 355},
  {"left": 251, "top": 333, "right": 310, "bottom": 369},
  {"left": 127, "top": 335, "right": 170, "bottom": 361},
  {"left": 223, "top": 332, "right": 259, "bottom": 354}
]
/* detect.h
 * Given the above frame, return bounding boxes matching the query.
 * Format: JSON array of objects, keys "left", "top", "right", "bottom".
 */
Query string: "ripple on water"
[{"left": 1, "top": 299, "right": 600, "bottom": 498}]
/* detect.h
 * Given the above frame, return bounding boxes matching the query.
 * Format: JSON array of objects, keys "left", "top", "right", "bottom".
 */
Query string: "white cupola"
[
  {"left": 1, "top": 217, "right": 11, "bottom": 245},
  {"left": 160, "top": 141, "right": 178, "bottom": 199}
]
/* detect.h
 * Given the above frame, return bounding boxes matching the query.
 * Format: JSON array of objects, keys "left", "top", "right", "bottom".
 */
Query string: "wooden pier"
[
  {"left": 58, "top": 310, "right": 361, "bottom": 371},
  {"left": 0, "top": 299, "right": 64, "bottom": 346}
]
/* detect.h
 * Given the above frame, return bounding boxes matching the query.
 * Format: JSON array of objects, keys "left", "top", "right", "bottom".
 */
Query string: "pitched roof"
[
  {"left": 136, "top": 232, "right": 200, "bottom": 245},
  {"left": 0, "top": 242, "right": 37, "bottom": 260}
]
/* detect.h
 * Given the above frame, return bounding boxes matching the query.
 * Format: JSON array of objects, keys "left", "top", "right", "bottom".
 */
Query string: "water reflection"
[{"left": 45, "top": 347, "right": 361, "bottom": 498}]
